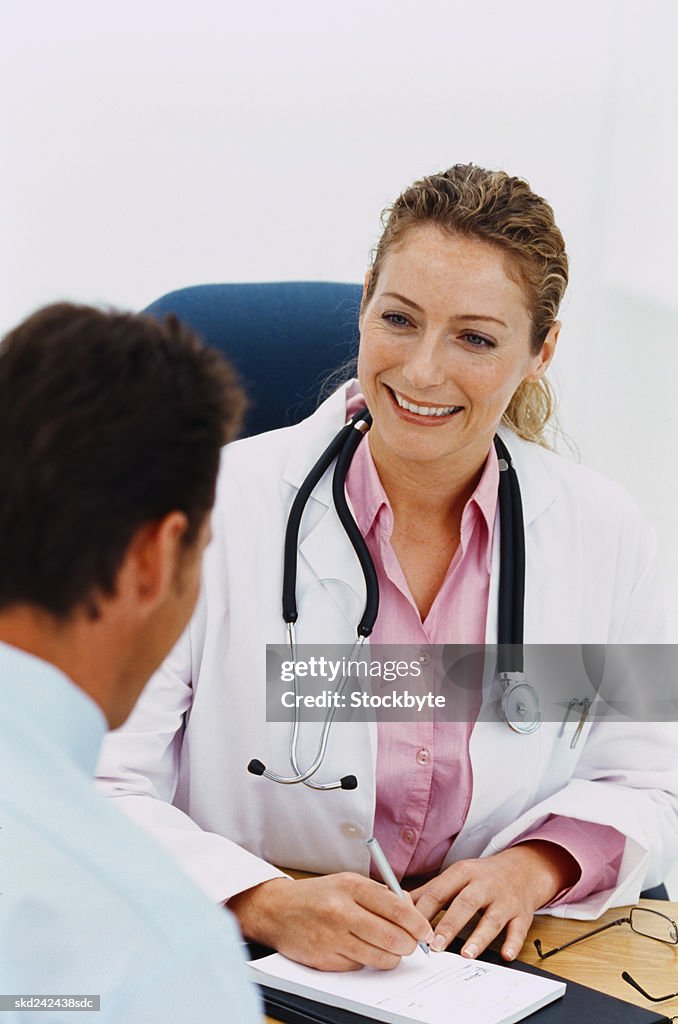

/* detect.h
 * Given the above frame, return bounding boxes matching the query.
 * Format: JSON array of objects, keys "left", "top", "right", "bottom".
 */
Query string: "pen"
[{"left": 366, "top": 836, "right": 430, "bottom": 957}]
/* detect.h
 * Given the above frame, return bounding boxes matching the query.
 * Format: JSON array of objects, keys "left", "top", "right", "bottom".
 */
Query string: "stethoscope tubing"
[
  {"left": 249, "top": 409, "right": 536, "bottom": 790},
  {"left": 494, "top": 433, "right": 525, "bottom": 673},
  {"left": 283, "top": 408, "right": 375, "bottom": 628},
  {"left": 331, "top": 414, "right": 378, "bottom": 637}
]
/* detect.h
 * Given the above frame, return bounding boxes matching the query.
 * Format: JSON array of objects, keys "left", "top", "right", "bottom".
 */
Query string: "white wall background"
[{"left": 2, "top": 0, "right": 677, "bottom": 888}]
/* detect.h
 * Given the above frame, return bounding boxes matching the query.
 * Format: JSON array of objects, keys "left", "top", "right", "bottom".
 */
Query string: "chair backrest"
[{"left": 144, "top": 281, "right": 362, "bottom": 437}]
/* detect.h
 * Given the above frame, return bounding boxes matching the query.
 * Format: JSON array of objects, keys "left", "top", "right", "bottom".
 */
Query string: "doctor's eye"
[
  {"left": 382, "top": 312, "right": 413, "bottom": 328},
  {"left": 462, "top": 332, "right": 495, "bottom": 349}
]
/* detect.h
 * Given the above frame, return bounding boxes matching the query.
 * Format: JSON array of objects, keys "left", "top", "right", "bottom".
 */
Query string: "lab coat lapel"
[
  {"left": 515, "top": 435, "right": 557, "bottom": 626},
  {"left": 486, "top": 430, "right": 558, "bottom": 641},
  {"left": 281, "top": 384, "right": 366, "bottom": 642},
  {"left": 296, "top": 507, "right": 366, "bottom": 640},
  {"left": 281, "top": 384, "right": 349, "bottom": 497},
  {"left": 276, "top": 384, "right": 377, "bottom": 801},
  {"left": 448, "top": 433, "right": 559, "bottom": 862}
]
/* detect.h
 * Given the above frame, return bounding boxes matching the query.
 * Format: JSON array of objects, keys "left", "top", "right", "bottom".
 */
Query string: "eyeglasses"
[
  {"left": 534, "top": 907, "right": 678, "bottom": 1006},
  {"left": 534, "top": 906, "right": 678, "bottom": 960}
]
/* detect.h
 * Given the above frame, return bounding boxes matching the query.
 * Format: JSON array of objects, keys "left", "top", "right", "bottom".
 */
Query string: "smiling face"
[{"left": 358, "top": 224, "right": 558, "bottom": 477}]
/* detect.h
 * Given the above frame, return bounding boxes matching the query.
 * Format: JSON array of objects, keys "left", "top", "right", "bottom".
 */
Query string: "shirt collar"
[
  {"left": 472, "top": 445, "right": 500, "bottom": 571},
  {"left": 0, "top": 640, "right": 107, "bottom": 777},
  {"left": 345, "top": 436, "right": 391, "bottom": 539}
]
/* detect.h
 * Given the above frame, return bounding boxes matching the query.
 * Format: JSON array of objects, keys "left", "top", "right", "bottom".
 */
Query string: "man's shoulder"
[
  {"left": 0, "top": 687, "right": 259, "bottom": 1019},
  {"left": 0, "top": 751, "right": 245, "bottom": 965}
]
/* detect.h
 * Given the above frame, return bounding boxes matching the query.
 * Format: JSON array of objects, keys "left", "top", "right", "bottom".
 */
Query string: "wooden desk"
[{"left": 263, "top": 894, "right": 678, "bottom": 1022}]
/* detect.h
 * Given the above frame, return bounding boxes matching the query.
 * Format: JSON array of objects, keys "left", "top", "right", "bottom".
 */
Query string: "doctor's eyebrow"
[
  {"left": 379, "top": 292, "right": 508, "bottom": 329},
  {"left": 380, "top": 291, "right": 425, "bottom": 312},
  {"left": 456, "top": 313, "right": 508, "bottom": 328}
]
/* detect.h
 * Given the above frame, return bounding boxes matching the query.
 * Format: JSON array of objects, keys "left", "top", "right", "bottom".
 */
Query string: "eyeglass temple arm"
[
  {"left": 534, "top": 917, "right": 628, "bottom": 959},
  {"left": 622, "top": 971, "right": 678, "bottom": 1003}
]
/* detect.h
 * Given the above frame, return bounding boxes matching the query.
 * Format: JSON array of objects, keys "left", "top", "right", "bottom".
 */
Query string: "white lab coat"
[{"left": 97, "top": 383, "right": 678, "bottom": 919}]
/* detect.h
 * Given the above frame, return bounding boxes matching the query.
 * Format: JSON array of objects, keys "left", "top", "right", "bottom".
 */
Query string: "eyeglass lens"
[{"left": 629, "top": 908, "right": 678, "bottom": 944}]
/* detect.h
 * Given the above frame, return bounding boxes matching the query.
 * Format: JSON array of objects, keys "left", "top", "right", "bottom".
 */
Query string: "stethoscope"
[{"left": 248, "top": 406, "right": 542, "bottom": 792}]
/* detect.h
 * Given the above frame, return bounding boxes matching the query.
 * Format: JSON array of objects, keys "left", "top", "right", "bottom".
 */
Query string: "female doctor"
[{"left": 97, "top": 164, "right": 678, "bottom": 972}]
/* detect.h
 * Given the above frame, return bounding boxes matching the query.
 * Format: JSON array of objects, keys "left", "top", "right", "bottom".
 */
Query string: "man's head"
[{"left": 0, "top": 303, "right": 245, "bottom": 724}]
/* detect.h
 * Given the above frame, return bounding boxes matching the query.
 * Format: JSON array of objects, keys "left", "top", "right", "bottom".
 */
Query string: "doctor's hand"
[
  {"left": 227, "top": 873, "right": 435, "bottom": 972},
  {"left": 410, "top": 841, "right": 580, "bottom": 963}
]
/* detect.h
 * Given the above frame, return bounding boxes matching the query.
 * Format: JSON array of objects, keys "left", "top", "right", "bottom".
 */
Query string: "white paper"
[{"left": 250, "top": 949, "right": 566, "bottom": 1024}]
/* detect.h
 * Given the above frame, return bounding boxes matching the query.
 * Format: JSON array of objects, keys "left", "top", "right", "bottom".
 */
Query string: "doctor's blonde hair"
[{"left": 365, "top": 164, "right": 569, "bottom": 446}]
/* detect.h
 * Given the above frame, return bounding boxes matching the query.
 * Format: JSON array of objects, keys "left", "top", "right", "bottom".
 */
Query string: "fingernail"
[
  {"left": 504, "top": 947, "right": 516, "bottom": 961},
  {"left": 431, "top": 934, "right": 447, "bottom": 952},
  {"left": 426, "top": 928, "right": 435, "bottom": 943},
  {"left": 461, "top": 943, "right": 478, "bottom": 959}
]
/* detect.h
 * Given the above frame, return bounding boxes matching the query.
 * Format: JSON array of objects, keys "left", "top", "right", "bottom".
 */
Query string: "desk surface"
[{"left": 263, "top": 897, "right": 678, "bottom": 1023}]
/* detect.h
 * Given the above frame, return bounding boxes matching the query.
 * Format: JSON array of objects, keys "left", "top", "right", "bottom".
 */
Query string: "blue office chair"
[
  {"left": 144, "top": 281, "right": 362, "bottom": 438},
  {"left": 143, "top": 279, "right": 670, "bottom": 902}
]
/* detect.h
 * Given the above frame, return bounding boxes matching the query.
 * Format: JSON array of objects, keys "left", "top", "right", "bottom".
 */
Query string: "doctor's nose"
[{"left": 402, "top": 335, "right": 447, "bottom": 390}]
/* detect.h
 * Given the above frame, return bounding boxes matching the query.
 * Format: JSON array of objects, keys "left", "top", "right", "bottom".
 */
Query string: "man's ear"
[
  {"left": 125, "top": 511, "right": 190, "bottom": 612},
  {"left": 524, "top": 320, "right": 560, "bottom": 383}
]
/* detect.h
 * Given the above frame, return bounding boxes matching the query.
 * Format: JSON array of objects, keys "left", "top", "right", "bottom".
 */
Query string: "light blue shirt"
[{"left": 0, "top": 642, "right": 261, "bottom": 1023}]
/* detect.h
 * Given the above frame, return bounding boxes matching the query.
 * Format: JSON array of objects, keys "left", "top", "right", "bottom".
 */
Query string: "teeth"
[{"left": 393, "top": 390, "right": 459, "bottom": 417}]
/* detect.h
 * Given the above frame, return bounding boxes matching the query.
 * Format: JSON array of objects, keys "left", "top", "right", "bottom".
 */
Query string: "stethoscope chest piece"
[{"left": 500, "top": 676, "right": 543, "bottom": 735}]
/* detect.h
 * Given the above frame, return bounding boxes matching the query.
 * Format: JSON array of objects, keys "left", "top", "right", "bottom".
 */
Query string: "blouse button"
[
  {"left": 417, "top": 649, "right": 432, "bottom": 667},
  {"left": 403, "top": 827, "right": 417, "bottom": 844},
  {"left": 416, "top": 748, "right": 430, "bottom": 766}
]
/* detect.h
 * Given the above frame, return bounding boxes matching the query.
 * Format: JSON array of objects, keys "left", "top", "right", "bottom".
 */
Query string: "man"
[{"left": 0, "top": 304, "right": 261, "bottom": 1022}]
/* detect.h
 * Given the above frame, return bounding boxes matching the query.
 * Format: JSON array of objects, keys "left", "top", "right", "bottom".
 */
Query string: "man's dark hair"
[{"left": 0, "top": 302, "right": 245, "bottom": 618}]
